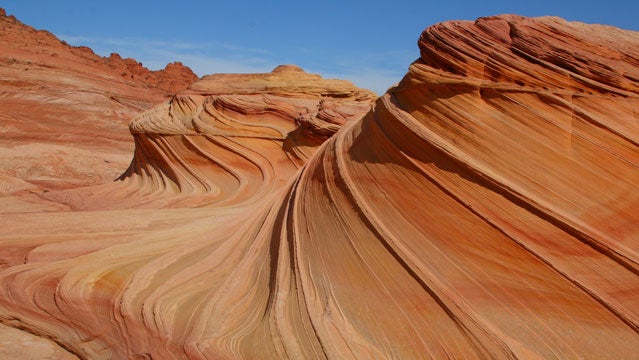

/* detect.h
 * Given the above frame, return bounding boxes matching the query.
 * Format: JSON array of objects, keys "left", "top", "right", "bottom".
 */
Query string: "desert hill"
[{"left": 0, "top": 8, "right": 197, "bottom": 202}]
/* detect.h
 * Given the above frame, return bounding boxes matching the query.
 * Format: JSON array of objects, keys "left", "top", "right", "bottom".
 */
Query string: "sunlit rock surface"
[
  {"left": 29, "top": 65, "right": 376, "bottom": 210},
  {"left": 2, "top": 13, "right": 639, "bottom": 359},
  {"left": 107, "top": 65, "right": 376, "bottom": 208},
  {"left": 0, "top": 8, "right": 197, "bottom": 202},
  {"left": 0, "top": 323, "right": 79, "bottom": 360}
]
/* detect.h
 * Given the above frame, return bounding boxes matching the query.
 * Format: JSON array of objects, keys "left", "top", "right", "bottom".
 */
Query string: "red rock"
[{"left": 0, "top": 8, "right": 197, "bottom": 197}]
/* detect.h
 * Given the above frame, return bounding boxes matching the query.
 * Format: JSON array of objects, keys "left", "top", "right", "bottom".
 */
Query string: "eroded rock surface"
[
  {"left": 1, "top": 13, "right": 639, "bottom": 360},
  {"left": 0, "top": 324, "right": 79, "bottom": 360},
  {"left": 36, "top": 65, "right": 375, "bottom": 209},
  {"left": 0, "top": 8, "right": 197, "bottom": 201}
]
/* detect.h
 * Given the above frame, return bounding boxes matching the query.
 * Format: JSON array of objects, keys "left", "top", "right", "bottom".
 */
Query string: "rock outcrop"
[
  {"left": 117, "top": 66, "right": 374, "bottom": 200},
  {"left": 268, "top": 15, "right": 639, "bottom": 358},
  {"left": 37, "top": 65, "right": 375, "bottom": 209},
  {"left": 1, "top": 13, "right": 639, "bottom": 360},
  {"left": 0, "top": 8, "right": 197, "bottom": 199}
]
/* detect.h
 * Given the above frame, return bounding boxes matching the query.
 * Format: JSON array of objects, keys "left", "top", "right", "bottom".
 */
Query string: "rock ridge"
[{"left": 0, "top": 8, "right": 198, "bottom": 196}]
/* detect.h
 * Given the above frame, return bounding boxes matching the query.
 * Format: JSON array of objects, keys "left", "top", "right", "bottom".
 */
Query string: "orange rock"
[
  {"left": 284, "top": 15, "right": 639, "bottom": 358},
  {"left": 1, "top": 12, "right": 639, "bottom": 360},
  {"left": 36, "top": 65, "right": 374, "bottom": 210}
]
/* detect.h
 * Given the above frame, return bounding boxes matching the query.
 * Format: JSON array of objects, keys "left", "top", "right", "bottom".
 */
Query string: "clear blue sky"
[{"left": 4, "top": 1, "right": 638, "bottom": 94}]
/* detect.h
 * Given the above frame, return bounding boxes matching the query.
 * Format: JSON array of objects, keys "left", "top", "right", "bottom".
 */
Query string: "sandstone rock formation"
[
  {"left": 2, "top": 12, "right": 639, "bottom": 360},
  {"left": 37, "top": 64, "right": 376, "bottom": 209},
  {"left": 120, "top": 64, "right": 374, "bottom": 198},
  {"left": 0, "top": 8, "right": 197, "bottom": 201}
]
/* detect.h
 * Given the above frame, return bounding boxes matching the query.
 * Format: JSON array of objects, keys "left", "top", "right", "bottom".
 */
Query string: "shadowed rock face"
[
  {"left": 2, "top": 13, "right": 639, "bottom": 360},
  {"left": 0, "top": 9, "right": 197, "bottom": 197}
]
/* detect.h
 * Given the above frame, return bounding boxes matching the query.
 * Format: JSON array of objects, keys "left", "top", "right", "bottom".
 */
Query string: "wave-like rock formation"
[
  {"left": 54, "top": 65, "right": 376, "bottom": 209},
  {"left": 0, "top": 8, "right": 197, "bottom": 202},
  {"left": 1, "top": 14, "right": 639, "bottom": 359}
]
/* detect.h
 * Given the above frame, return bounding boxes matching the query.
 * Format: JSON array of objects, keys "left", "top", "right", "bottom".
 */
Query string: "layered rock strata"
[
  {"left": 1, "top": 13, "right": 639, "bottom": 360},
  {"left": 0, "top": 8, "right": 197, "bottom": 198},
  {"left": 109, "top": 65, "right": 375, "bottom": 207}
]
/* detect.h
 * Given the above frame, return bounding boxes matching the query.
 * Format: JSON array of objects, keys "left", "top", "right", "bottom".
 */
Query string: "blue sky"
[{"left": 4, "top": 1, "right": 638, "bottom": 94}]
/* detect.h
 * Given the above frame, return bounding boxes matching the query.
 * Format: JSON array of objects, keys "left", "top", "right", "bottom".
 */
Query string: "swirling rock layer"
[
  {"left": 100, "top": 66, "right": 375, "bottom": 208},
  {"left": 2, "top": 13, "right": 639, "bottom": 360}
]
